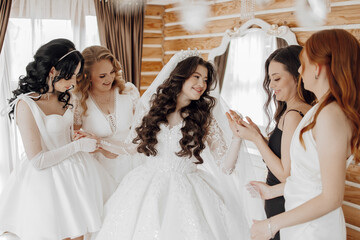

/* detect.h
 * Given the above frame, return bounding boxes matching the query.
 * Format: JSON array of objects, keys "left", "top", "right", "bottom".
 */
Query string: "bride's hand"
[
  {"left": 248, "top": 181, "right": 275, "bottom": 200},
  {"left": 229, "top": 113, "right": 262, "bottom": 142},
  {"left": 73, "top": 131, "right": 101, "bottom": 153},
  {"left": 98, "top": 148, "right": 118, "bottom": 159},
  {"left": 73, "top": 130, "right": 99, "bottom": 141},
  {"left": 226, "top": 110, "right": 243, "bottom": 139}
]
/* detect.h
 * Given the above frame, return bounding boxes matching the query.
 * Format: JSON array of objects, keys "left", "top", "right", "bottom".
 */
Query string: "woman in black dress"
[{"left": 230, "top": 45, "right": 316, "bottom": 239}]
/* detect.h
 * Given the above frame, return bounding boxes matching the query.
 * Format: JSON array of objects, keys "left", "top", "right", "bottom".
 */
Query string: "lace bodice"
[
  {"left": 142, "top": 118, "right": 231, "bottom": 174},
  {"left": 145, "top": 123, "right": 197, "bottom": 174},
  {"left": 74, "top": 83, "right": 140, "bottom": 140}
]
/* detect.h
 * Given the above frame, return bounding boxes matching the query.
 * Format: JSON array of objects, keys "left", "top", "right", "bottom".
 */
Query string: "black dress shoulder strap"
[
  {"left": 281, "top": 109, "right": 304, "bottom": 128},
  {"left": 287, "top": 109, "right": 304, "bottom": 117}
]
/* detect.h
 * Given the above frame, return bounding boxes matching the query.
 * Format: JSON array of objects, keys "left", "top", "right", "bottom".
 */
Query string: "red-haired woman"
[{"left": 247, "top": 29, "right": 360, "bottom": 240}]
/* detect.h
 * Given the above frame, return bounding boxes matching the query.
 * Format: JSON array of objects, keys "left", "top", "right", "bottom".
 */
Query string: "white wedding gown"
[
  {"left": 281, "top": 104, "right": 348, "bottom": 240},
  {"left": 93, "top": 118, "right": 251, "bottom": 240},
  {"left": 75, "top": 83, "right": 141, "bottom": 184},
  {"left": 0, "top": 95, "right": 116, "bottom": 240}
]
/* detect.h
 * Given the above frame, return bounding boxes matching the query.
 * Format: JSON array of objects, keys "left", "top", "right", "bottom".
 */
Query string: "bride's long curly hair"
[{"left": 133, "top": 56, "right": 217, "bottom": 164}]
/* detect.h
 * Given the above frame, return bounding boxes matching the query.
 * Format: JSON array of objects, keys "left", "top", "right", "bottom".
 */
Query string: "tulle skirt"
[
  {"left": 94, "top": 163, "right": 250, "bottom": 240},
  {"left": 0, "top": 152, "right": 116, "bottom": 240}
]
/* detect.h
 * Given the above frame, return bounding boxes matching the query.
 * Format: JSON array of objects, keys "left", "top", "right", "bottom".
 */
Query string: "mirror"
[{"left": 208, "top": 18, "right": 298, "bottom": 129}]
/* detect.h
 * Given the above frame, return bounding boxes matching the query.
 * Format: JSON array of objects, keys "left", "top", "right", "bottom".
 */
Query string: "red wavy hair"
[{"left": 299, "top": 29, "right": 360, "bottom": 164}]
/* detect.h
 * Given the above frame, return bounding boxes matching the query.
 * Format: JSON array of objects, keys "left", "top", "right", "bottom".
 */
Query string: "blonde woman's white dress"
[
  {"left": 281, "top": 104, "right": 348, "bottom": 240},
  {"left": 75, "top": 83, "right": 141, "bottom": 184},
  {"left": 0, "top": 95, "right": 116, "bottom": 240}
]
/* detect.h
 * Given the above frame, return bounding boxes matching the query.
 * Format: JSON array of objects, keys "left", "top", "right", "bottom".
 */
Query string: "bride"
[{"left": 93, "top": 50, "right": 265, "bottom": 240}]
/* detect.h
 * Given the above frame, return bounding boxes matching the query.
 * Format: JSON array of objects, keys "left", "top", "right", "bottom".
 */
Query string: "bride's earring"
[{"left": 47, "top": 75, "right": 55, "bottom": 92}]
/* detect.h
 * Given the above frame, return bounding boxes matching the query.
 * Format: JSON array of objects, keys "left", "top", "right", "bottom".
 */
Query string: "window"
[
  {"left": 4, "top": 16, "right": 100, "bottom": 91},
  {"left": 0, "top": 0, "right": 100, "bottom": 193},
  {"left": 221, "top": 29, "right": 277, "bottom": 132}
]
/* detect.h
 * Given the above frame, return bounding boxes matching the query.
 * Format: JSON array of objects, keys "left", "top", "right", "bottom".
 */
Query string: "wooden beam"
[
  {"left": 145, "top": 5, "right": 164, "bottom": 17},
  {"left": 296, "top": 29, "right": 360, "bottom": 45},
  {"left": 164, "top": 18, "right": 238, "bottom": 37},
  {"left": 343, "top": 204, "right": 360, "bottom": 227},
  {"left": 143, "top": 47, "right": 163, "bottom": 59},
  {"left": 141, "top": 61, "right": 163, "bottom": 72},
  {"left": 344, "top": 185, "right": 360, "bottom": 205},
  {"left": 347, "top": 163, "right": 360, "bottom": 185},
  {"left": 164, "top": 0, "right": 357, "bottom": 24},
  {"left": 164, "top": 37, "right": 222, "bottom": 51},
  {"left": 347, "top": 227, "right": 360, "bottom": 240},
  {"left": 143, "top": 37, "right": 162, "bottom": 45},
  {"left": 141, "top": 75, "right": 157, "bottom": 87},
  {"left": 144, "top": 18, "right": 163, "bottom": 31},
  {"left": 143, "top": 32, "right": 163, "bottom": 38}
]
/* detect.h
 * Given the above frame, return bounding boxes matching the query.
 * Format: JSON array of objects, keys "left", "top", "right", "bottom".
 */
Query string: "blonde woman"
[{"left": 74, "top": 45, "right": 140, "bottom": 185}]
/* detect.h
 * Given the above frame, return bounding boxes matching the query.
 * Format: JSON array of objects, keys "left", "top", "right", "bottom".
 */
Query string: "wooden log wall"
[
  {"left": 142, "top": 2, "right": 360, "bottom": 239},
  {"left": 142, "top": 5, "right": 165, "bottom": 95}
]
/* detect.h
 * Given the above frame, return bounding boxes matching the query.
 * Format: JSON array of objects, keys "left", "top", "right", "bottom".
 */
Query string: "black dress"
[{"left": 264, "top": 109, "right": 304, "bottom": 240}]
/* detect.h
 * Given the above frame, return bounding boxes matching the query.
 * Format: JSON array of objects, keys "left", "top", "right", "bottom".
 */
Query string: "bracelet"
[
  {"left": 100, "top": 139, "right": 111, "bottom": 147},
  {"left": 267, "top": 218, "right": 275, "bottom": 238},
  {"left": 100, "top": 139, "right": 131, "bottom": 156},
  {"left": 231, "top": 136, "right": 242, "bottom": 142}
]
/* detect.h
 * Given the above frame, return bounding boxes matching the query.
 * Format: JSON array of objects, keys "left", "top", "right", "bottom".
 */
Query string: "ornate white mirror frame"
[
  {"left": 207, "top": 18, "right": 299, "bottom": 166},
  {"left": 208, "top": 18, "right": 298, "bottom": 62}
]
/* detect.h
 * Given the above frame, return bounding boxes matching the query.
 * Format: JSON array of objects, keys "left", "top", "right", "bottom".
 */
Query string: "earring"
[
  {"left": 47, "top": 76, "right": 53, "bottom": 84},
  {"left": 315, "top": 74, "right": 319, "bottom": 79}
]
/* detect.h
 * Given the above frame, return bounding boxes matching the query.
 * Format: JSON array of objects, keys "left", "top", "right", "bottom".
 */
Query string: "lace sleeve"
[
  {"left": 73, "top": 97, "right": 83, "bottom": 126},
  {"left": 206, "top": 117, "right": 242, "bottom": 175},
  {"left": 126, "top": 99, "right": 147, "bottom": 143},
  {"left": 123, "top": 82, "right": 140, "bottom": 113}
]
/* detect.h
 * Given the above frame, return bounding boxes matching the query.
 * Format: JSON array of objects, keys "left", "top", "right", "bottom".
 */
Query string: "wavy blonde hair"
[
  {"left": 75, "top": 45, "right": 126, "bottom": 116},
  {"left": 299, "top": 29, "right": 360, "bottom": 164}
]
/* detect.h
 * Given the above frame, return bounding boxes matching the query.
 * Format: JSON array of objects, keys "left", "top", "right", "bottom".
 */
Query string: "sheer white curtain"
[
  {"left": 220, "top": 29, "right": 277, "bottom": 179},
  {"left": 0, "top": 0, "right": 100, "bottom": 193},
  {"left": 221, "top": 29, "right": 277, "bottom": 129}
]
